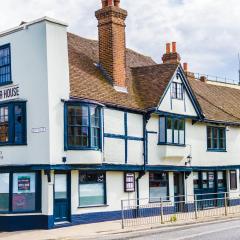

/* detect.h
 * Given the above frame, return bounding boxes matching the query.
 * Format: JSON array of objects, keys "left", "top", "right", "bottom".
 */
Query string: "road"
[{"left": 112, "top": 218, "right": 240, "bottom": 240}]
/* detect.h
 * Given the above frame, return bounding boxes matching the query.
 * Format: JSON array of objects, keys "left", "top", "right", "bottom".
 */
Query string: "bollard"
[{"left": 121, "top": 200, "right": 125, "bottom": 229}]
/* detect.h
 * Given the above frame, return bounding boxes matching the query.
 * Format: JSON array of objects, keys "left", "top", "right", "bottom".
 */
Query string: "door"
[
  {"left": 174, "top": 172, "right": 185, "bottom": 212},
  {"left": 54, "top": 173, "right": 70, "bottom": 222},
  {"left": 194, "top": 171, "right": 227, "bottom": 209}
]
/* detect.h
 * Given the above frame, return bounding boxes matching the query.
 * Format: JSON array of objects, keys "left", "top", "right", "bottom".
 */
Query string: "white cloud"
[{"left": 0, "top": 0, "right": 240, "bottom": 81}]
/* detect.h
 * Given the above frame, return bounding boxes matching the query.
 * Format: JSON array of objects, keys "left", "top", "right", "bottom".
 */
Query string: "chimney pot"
[
  {"left": 172, "top": 42, "right": 177, "bottom": 53},
  {"left": 166, "top": 43, "right": 171, "bottom": 54},
  {"left": 200, "top": 76, "right": 207, "bottom": 83},
  {"left": 114, "top": 0, "right": 120, "bottom": 7},
  {"left": 183, "top": 62, "right": 188, "bottom": 72},
  {"left": 107, "top": 0, "right": 113, "bottom": 6}
]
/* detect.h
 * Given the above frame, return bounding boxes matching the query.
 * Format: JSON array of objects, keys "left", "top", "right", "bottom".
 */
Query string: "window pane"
[
  {"left": 212, "top": 128, "right": 218, "bottom": 149},
  {"left": 55, "top": 174, "right": 67, "bottom": 199},
  {"left": 177, "top": 83, "right": 183, "bottom": 99},
  {"left": 14, "top": 105, "right": 24, "bottom": 144},
  {"left": 90, "top": 107, "right": 100, "bottom": 127},
  {"left": 12, "top": 173, "right": 36, "bottom": 212},
  {"left": 230, "top": 171, "right": 237, "bottom": 190},
  {"left": 0, "top": 45, "right": 11, "bottom": 85},
  {"left": 79, "top": 172, "right": 105, "bottom": 206},
  {"left": 173, "top": 119, "right": 179, "bottom": 144},
  {"left": 172, "top": 83, "right": 177, "bottom": 98},
  {"left": 91, "top": 127, "right": 100, "bottom": 148},
  {"left": 218, "top": 171, "right": 225, "bottom": 188},
  {"left": 166, "top": 118, "right": 172, "bottom": 143},
  {"left": 193, "top": 172, "right": 199, "bottom": 189},
  {"left": 149, "top": 172, "right": 168, "bottom": 202},
  {"left": 0, "top": 173, "right": 9, "bottom": 212},
  {"left": 208, "top": 172, "right": 215, "bottom": 189},
  {"left": 0, "top": 106, "right": 8, "bottom": 143},
  {"left": 159, "top": 117, "right": 165, "bottom": 143}
]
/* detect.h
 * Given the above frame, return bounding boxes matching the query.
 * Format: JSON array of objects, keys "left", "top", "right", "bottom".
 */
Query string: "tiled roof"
[
  {"left": 68, "top": 32, "right": 240, "bottom": 124},
  {"left": 68, "top": 32, "right": 157, "bottom": 112},
  {"left": 132, "top": 64, "right": 179, "bottom": 109},
  {"left": 189, "top": 79, "right": 240, "bottom": 123}
]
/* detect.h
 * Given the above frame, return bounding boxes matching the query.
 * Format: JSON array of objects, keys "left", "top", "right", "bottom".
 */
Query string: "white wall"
[{"left": 0, "top": 21, "right": 50, "bottom": 165}]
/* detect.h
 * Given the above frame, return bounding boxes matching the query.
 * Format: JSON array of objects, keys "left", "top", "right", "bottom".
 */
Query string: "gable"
[{"left": 158, "top": 67, "right": 201, "bottom": 117}]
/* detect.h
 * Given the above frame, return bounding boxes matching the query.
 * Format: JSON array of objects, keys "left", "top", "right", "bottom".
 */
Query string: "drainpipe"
[{"left": 136, "top": 171, "right": 145, "bottom": 216}]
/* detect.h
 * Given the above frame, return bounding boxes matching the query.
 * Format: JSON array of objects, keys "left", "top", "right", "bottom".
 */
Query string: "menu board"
[
  {"left": 124, "top": 173, "right": 135, "bottom": 192},
  {"left": 18, "top": 176, "right": 31, "bottom": 192}
]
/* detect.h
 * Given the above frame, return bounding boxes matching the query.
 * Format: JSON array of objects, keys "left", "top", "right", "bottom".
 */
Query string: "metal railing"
[
  {"left": 194, "top": 73, "right": 239, "bottom": 85},
  {"left": 121, "top": 192, "right": 240, "bottom": 229}
]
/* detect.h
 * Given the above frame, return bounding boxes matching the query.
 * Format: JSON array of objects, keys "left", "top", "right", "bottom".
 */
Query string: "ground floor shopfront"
[{"left": 0, "top": 166, "right": 239, "bottom": 231}]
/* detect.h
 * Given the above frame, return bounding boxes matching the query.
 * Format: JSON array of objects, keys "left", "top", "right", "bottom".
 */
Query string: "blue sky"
[{"left": 1, "top": 0, "right": 240, "bottom": 81}]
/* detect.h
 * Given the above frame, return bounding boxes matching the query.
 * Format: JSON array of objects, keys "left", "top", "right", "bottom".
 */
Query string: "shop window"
[
  {"left": 149, "top": 172, "right": 169, "bottom": 202},
  {"left": 65, "top": 103, "right": 101, "bottom": 150},
  {"left": 79, "top": 171, "right": 106, "bottom": 207},
  {"left": 0, "top": 102, "right": 26, "bottom": 146},
  {"left": 193, "top": 172, "right": 200, "bottom": 189},
  {"left": 0, "top": 173, "right": 9, "bottom": 212},
  {"left": 217, "top": 171, "right": 225, "bottom": 188},
  {"left": 0, "top": 44, "right": 11, "bottom": 86},
  {"left": 207, "top": 126, "right": 226, "bottom": 151},
  {"left": 159, "top": 117, "right": 185, "bottom": 145},
  {"left": 171, "top": 82, "right": 183, "bottom": 100},
  {"left": 230, "top": 170, "right": 237, "bottom": 190},
  {"left": 0, "top": 172, "right": 40, "bottom": 213}
]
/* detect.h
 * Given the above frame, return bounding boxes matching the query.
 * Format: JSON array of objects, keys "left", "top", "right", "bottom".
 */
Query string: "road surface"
[{"left": 112, "top": 218, "right": 240, "bottom": 240}]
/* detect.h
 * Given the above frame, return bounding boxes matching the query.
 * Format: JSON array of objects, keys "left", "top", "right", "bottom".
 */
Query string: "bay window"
[
  {"left": 159, "top": 116, "right": 185, "bottom": 145},
  {"left": 65, "top": 103, "right": 101, "bottom": 150},
  {"left": 79, "top": 171, "right": 106, "bottom": 207},
  {"left": 0, "top": 101, "right": 26, "bottom": 145},
  {"left": 0, "top": 172, "right": 41, "bottom": 213}
]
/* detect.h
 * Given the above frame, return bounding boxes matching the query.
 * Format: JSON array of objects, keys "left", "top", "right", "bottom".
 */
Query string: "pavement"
[{"left": 0, "top": 215, "right": 240, "bottom": 240}]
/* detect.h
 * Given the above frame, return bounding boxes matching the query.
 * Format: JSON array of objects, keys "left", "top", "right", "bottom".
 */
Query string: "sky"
[{"left": 0, "top": 0, "right": 240, "bottom": 82}]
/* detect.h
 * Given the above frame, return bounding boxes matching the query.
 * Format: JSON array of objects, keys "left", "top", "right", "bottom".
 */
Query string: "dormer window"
[
  {"left": 171, "top": 82, "right": 183, "bottom": 100},
  {"left": 0, "top": 44, "right": 12, "bottom": 86},
  {"left": 65, "top": 103, "right": 102, "bottom": 150}
]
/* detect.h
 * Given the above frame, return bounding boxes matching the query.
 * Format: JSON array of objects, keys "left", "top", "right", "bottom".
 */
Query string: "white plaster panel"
[
  {"left": 128, "top": 141, "right": 143, "bottom": 165},
  {"left": 104, "top": 108, "right": 124, "bottom": 135},
  {"left": 66, "top": 151, "right": 102, "bottom": 164},
  {"left": 104, "top": 138, "right": 125, "bottom": 163},
  {"left": 127, "top": 113, "right": 143, "bottom": 138}
]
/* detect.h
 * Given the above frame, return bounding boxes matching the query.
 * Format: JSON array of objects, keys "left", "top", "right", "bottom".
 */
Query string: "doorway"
[
  {"left": 174, "top": 172, "right": 185, "bottom": 212},
  {"left": 54, "top": 172, "right": 71, "bottom": 223}
]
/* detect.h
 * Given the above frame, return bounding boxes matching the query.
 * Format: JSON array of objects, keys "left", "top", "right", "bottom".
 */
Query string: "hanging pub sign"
[
  {"left": 124, "top": 172, "right": 135, "bottom": 192},
  {"left": 0, "top": 84, "right": 20, "bottom": 101}
]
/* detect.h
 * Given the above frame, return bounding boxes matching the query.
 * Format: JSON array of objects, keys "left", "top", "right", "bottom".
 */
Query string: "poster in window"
[
  {"left": 124, "top": 173, "right": 135, "bottom": 192},
  {"left": 18, "top": 176, "right": 31, "bottom": 192}
]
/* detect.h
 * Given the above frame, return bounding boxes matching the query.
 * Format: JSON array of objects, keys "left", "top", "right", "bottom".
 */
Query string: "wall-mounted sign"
[
  {"left": 0, "top": 84, "right": 19, "bottom": 101},
  {"left": 31, "top": 127, "right": 47, "bottom": 133},
  {"left": 124, "top": 172, "right": 135, "bottom": 192}
]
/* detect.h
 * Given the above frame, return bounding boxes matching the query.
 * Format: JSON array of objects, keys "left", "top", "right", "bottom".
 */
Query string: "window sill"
[
  {"left": 65, "top": 147, "right": 101, "bottom": 151},
  {"left": 207, "top": 149, "right": 227, "bottom": 152},
  {"left": 0, "top": 211, "right": 42, "bottom": 215},
  {"left": 0, "top": 143, "right": 27, "bottom": 147},
  {"left": 158, "top": 143, "right": 186, "bottom": 147},
  {"left": 78, "top": 204, "right": 109, "bottom": 209},
  {"left": 0, "top": 81, "right": 13, "bottom": 87}
]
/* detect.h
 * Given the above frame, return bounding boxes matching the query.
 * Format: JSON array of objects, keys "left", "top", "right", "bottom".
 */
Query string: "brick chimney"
[
  {"left": 95, "top": 0, "right": 128, "bottom": 92},
  {"left": 162, "top": 42, "right": 181, "bottom": 64}
]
